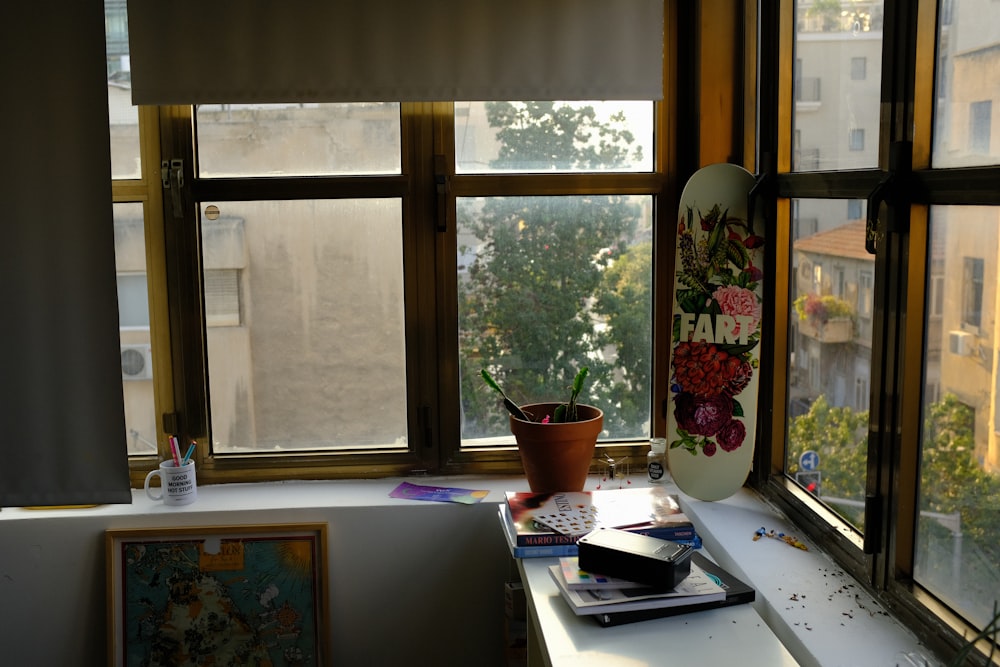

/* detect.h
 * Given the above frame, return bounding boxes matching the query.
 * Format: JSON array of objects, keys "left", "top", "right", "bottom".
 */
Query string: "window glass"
[
  {"left": 454, "top": 101, "right": 653, "bottom": 173},
  {"left": 918, "top": 206, "right": 1000, "bottom": 630},
  {"left": 113, "top": 203, "right": 157, "bottom": 455},
  {"left": 932, "top": 3, "right": 1000, "bottom": 167},
  {"left": 201, "top": 200, "right": 407, "bottom": 453},
  {"left": 196, "top": 103, "right": 402, "bottom": 177},
  {"left": 792, "top": 1, "right": 883, "bottom": 171},
  {"left": 105, "top": 0, "right": 140, "bottom": 179},
  {"left": 786, "top": 198, "right": 872, "bottom": 529},
  {"left": 458, "top": 195, "right": 653, "bottom": 444}
]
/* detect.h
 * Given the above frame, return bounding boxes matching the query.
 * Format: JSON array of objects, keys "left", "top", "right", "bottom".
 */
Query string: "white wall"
[{"left": 0, "top": 479, "right": 514, "bottom": 666}]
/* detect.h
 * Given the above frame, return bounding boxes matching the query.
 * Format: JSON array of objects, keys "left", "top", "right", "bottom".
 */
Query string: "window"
[
  {"left": 137, "top": 97, "right": 660, "bottom": 478},
  {"left": 962, "top": 257, "right": 984, "bottom": 329},
  {"left": 848, "top": 128, "right": 865, "bottom": 151},
  {"left": 851, "top": 57, "right": 867, "bottom": 80},
  {"left": 766, "top": 0, "right": 1000, "bottom": 660},
  {"left": 970, "top": 100, "right": 992, "bottom": 154},
  {"left": 858, "top": 270, "right": 874, "bottom": 320},
  {"left": 116, "top": 274, "right": 149, "bottom": 328},
  {"left": 923, "top": 218, "right": 999, "bottom": 632},
  {"left": 847, "top": 199, "right": 863, "bottom": 220}
]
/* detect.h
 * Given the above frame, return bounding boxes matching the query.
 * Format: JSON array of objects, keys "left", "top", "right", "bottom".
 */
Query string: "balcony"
[{"left": 799, "top": 316, "right": 854, "bottom": 343}]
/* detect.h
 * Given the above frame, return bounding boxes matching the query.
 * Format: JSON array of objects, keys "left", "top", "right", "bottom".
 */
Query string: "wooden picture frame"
[{"left": 106, "top": 523, "right": 329, "bottom": 666}]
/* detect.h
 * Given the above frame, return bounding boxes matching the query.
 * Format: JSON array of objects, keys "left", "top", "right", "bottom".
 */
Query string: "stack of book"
[
  {"left": 549, "top": 552, "right": 756, "bottom": 627},
  {"left": 498, "top": 487, "right": 701, "bottom": 559}
]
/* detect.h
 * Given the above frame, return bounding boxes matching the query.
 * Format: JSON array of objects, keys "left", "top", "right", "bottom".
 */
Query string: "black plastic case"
[{"left": 577, "top": 527, "right": 693, "bottom": 589}]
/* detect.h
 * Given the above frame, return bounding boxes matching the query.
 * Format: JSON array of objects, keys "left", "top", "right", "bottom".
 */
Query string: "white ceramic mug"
[{"left": 144, "top": 460, "right": 197, "bottom": 506}]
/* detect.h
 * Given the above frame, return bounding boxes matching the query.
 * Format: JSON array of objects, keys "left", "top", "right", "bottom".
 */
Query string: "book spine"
[
  {"left": 511, "top": 543, "right": 579, "bottom": 559},
  {"left": 515, "top": 525, "right": 698, "bottom": 547},
  {"left": 514, "top": 533, "right": 579, "bottom": 547}
]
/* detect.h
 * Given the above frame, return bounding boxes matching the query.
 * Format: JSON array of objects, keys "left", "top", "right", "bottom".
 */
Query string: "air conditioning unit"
[
  {"left": 121, "top": 344, "right": 153, "bottom": 380},
  {"left": 948, "top": 330, "right": 973, "bottom": 356}
]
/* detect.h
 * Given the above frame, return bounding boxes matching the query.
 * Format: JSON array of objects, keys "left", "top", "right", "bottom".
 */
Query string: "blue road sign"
[{"left": 799, "top": 450, "right": 820, "bottom": 472}]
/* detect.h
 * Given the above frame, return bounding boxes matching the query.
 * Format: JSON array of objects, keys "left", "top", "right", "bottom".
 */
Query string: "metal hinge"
[{"left": 161, "top": 158, "right": 185, "bottom": 218}]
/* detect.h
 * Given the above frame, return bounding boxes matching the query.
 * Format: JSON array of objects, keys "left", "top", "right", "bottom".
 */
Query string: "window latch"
[
  {"left": 161, "top": 158, "right": 185, "bottom": 219},
  {"left": 864, "top": 141, "right": 912, "bottom": 255},
  {"left": 434, "top": 154, "right": 452, "bottom": 233}
]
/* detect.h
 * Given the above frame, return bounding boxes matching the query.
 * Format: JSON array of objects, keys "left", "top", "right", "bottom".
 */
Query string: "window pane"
[
  {"left": 457, "top": 195, "right": 653, "bottom": 444},
  {"left": 454, "top": 101, "right": 653, "bottom": 173},
  {"left": 196, "top": 103, "right": 402, "bottom": 177},
  {"left": 917, "top": 206, "right": 1000, "bottom": 629},
  {"left": 786, "top": 199, "right": 873, "bottom": 530},
  {"left": 105, "top": 0, "right": 140, "bottom": 179},
  {"left": 202, "top": 200, "right": 407, "bottom": 453},
  {"left": 932, "top": 2, "right": 1000, "bottom": 167},
  {"left": 792, "top": 2, "right": 883, "bottom": 171},
  {"left": 113, "top": 203, "right": 158, "bottom": 455}
]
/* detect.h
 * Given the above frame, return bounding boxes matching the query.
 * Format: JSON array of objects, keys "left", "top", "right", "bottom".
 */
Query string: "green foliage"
[
  {"left": 787, "top": 392, "right": 1000, "bottom": 569},
  {"left": 921, "top": 394, "right": 1000, "bottom": 557},
  {"left": 459, "top": 102, "right": 647, "bottom": 437},
  {"left": 481, "top": 366, "right": 589, "bottom": 423},
  {"left": 807, "top": 0, "right": 843, "bottom": 31},
  {"left": 793, "top": 293, "right": 855, "bottom": 324},
  {"left": 786, "top": 395, "right": 868, "bottom": 527},
  {"left": 592, "top": 242, "right": 653, "bottom": 436}
]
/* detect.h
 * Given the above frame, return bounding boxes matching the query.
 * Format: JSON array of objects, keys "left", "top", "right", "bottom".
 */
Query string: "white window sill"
[{"left": 1, "top": 474, "right": 937, "bottom": 666}]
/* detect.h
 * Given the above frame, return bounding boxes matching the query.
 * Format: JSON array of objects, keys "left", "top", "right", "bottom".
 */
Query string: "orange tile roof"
[{"left": 793, "top": 220, "right": 873, "bottom": 262}]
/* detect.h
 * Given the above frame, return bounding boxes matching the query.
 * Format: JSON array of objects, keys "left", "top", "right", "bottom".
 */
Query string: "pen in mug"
[
  {"left": 169, "top": 436, "right": 181, "bottom": 466},
  {"left": 181, "top": 442, "right": 196, "bottom": 466}
]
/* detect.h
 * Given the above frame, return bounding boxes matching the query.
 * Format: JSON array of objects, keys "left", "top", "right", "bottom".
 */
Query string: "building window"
[
  {"left": 962, "top": 257, "right": 984, "bottom": 329},
  {"left": 858, "top": 270, "right": 874, "bottom": 320},
  {"left": 116, "top": 274, "right": 149, "bottom": 328},
  {"left": 854, "top": 376, "right": 869, "bottom": 411},
  {"left": 970, "top": 100, "right": 992, "bottom": 154},
  {"left": 203, "top": 269, "right": 241, "bottom": 328},
  {"left": 847, "top": 199, "right": 863, "bottom": 220},
  {"left": 850, "top": 56, "right": 867, "bottom": 80},
  {"left": 848, "top": 128, "right": 865, "bottom": 151}
]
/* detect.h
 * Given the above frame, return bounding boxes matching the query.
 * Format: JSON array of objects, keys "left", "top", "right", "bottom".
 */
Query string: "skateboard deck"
[{"left": 667, "top": 163, "right": 763, "bottom": 501}]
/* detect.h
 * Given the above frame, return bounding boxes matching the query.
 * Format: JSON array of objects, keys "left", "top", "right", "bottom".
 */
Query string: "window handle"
[
  {"left": 865, "top": 141, "right": 912, "bottom": 254},
  {"left": 865, "top": 175, "right": 892, "bottom": 254},
  {"left": 161, "top": 158, "right": 185, "bottom": 219}
]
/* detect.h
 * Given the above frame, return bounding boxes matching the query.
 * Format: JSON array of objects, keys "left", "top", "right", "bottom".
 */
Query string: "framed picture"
[{"left": 106, "top": 523, "right": 328, "bottom": 667}]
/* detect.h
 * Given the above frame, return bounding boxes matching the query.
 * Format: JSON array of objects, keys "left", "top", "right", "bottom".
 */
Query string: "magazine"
[
  {"left": 504, "top": 487, "right": 697, "bottom": 546},
  {"left": 548, "top": 559, "right": 726, "bottom": 615}
]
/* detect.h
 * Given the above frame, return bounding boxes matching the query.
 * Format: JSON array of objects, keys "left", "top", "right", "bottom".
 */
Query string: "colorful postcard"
[{"left": 389, "top": 481, "right": 490, "bottom": 504}]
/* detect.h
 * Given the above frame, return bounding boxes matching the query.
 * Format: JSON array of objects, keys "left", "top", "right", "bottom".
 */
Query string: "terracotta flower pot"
[{"left": 509, "top": 402, "right": 604, "bottom": 493}]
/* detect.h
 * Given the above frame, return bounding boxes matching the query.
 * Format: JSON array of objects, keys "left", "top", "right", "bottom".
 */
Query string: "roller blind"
[
  {"left": 126, "top": 0, "right": 664, "bottom": 104},
  {"left": 1, "top": 1, "right": 132, "bottom": 506}
]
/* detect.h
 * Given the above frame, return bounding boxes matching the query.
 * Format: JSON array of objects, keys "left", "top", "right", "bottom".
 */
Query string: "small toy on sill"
[
  {"left": 753, "top": 526, "right": 808, "bottom": 551},
  {"left": 594, "top": 454, "right": 631, "bottom": 490}
]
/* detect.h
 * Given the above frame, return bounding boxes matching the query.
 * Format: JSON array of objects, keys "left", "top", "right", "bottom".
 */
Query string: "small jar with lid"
[{"left": 647, "top": 437, "right": 668, "bottom": 483}]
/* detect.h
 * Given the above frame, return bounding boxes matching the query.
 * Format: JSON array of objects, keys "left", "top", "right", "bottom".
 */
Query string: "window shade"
[
  {"left": 126, "top": 0, "right": 664, "bottom": 104},
  {"left": 1, "top": 1, "right": 132, "bottom": 506}
]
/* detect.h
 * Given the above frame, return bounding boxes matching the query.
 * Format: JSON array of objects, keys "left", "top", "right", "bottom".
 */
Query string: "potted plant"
[
  {"left": 482, "top": 367, "right": 603, "bottom": 493},
  {"left": 793, "top": 293, "right": 856, "bottom": 342}
]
